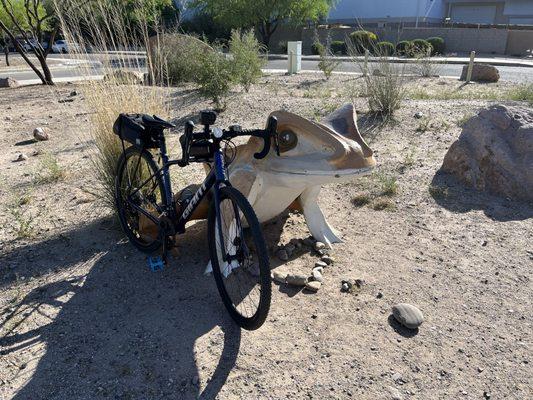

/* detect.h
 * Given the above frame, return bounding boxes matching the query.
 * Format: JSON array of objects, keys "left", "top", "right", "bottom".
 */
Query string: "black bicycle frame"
[{"left": 125, "top": 137, "right": 229, "bottom": 238}]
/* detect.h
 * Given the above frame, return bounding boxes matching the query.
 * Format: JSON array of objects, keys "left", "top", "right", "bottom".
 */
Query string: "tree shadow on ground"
[
  {"left": 430, "top": 170, "right": 533, "bottom": 222},
  {"left": 1, "top": 217, "right": 241, "bottom": 400}
]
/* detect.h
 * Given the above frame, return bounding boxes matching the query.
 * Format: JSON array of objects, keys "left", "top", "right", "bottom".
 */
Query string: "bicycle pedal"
[{"left": 147, "top": 256, "right": 164, "bottom": 272}]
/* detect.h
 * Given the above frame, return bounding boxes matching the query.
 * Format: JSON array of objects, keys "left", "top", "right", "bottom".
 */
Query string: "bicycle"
[{"left": 112, "top": 110, "right": 278, "bottom": 330}]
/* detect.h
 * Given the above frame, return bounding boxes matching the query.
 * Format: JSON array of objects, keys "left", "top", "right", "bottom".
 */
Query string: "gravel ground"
[{"left": 0, "top": 75, "right": 532, "bottom": 400}]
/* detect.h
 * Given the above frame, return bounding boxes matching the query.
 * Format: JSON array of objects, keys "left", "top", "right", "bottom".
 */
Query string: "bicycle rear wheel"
[
  {"left": 115, "top": 146, "right": 165, "bottom": 254},
  {"left": 208, "top": 186, "right": 271, "bottom": 330}
]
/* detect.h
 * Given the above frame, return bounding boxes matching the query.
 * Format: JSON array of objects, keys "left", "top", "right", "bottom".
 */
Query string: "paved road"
[
  {"left": 267, "top": 59, "right": 533, "bottom": 83},
  {"left": 2, "top": 57, "right": 532, "bottom": 84}
]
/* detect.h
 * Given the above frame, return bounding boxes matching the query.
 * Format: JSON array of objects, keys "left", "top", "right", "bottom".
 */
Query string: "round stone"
[
  {"left": 272, "top": 270, "right": 287, "bottom": 284},
  {"left": 312, "top": 269, "right": 323, "bottom": 283},
  {"left": 392, "top": 303, "right": 424, "bottom": 329},
  {"left": 315, "top": 261, "right": 328, "bottom": 268},
  {"left": 305, "top": 281, "right": 321, "bottom": 292},
  {"left": 321, "top": 256, "right": 335, "bottom": 265},
  {"left": 33, "top": 127, "right": 49, "bottom": 141},
  {"left": 13, "top": 153, "right": 28, "bottom": 162},
  {"left": 286, "top": 273, "right": 308, "bottom": 287},
  {"left": 314, "top": 241, "right": 326, "bottom": 251}
]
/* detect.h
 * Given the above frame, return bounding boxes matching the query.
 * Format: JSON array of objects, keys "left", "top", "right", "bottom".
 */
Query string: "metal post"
[
  {"left": 288, "top": 51, "right": 294, "bottom": 75},
  {"left": 466, "top": 51, "right": 475, "bottom": 83},
  {"left": 364, "top": 49, "right": 369, "bottom": 76}
]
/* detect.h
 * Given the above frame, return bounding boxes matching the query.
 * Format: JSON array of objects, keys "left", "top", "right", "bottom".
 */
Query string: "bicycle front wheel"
[{"left": 208, "top": 186, "right": 271, "bottom": 330}]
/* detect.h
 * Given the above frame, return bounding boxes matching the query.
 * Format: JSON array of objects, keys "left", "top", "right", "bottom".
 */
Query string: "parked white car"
[{"left": 52, "top": 40, "right": 81, "bottom": 53}]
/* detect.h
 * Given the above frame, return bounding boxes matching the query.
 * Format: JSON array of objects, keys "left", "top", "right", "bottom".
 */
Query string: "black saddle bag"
[{"left": 113, "top": 113, "right": 160, "bottom": 149}]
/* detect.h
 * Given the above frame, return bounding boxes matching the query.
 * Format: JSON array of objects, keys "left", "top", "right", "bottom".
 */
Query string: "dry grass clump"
[
  {"left": 53, "top": 0, "right": 171, "bottom": 210},
  {"left": 352, "top": 193, "right": 372, "bottom": 207},
  {"left": 34, "top": 153, "right": 66, "bottom": 184},
  {"left": 371, "top": 198, "right": 396, "bottom": 211}
]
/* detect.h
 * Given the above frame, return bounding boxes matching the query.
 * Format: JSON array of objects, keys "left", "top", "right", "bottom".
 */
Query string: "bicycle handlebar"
[{"left": 178, "top": 116, "right": 279, "bottom": 166}]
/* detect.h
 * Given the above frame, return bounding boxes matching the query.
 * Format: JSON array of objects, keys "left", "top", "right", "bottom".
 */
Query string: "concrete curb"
[{"left": 268, "top": 54, "right": 533, "bottom": 68}]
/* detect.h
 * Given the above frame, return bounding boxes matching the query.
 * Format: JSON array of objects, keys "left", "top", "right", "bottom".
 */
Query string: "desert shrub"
[
  {"left": 195, "top": 46, "right": 235, "bottom": 110},
  {"left": 330, "top": 40, "right": 347, "bottom": 55},
  {"left": 427, "top": 37, "right": 445, "bottom": 55},
  {"left": 411, "top": 39, "right": 433, "bottom": 57},
  {"left": 375, "top": 41, "right": 395, "bottom": 56},
  {"left": 54, "top": 0, "right": 171, "bottom": 210},
  {"left": 347, "top": 38, "right": 407, "bottom": 116},
  {"left": 508, "top": 83, "right": 533, "bottom": 103},
  {"left": 349, "top": 30, "right": 378, "bottom": 54},
  {"left": 278, "top": 40, "right": 288, "bottom": 54},
  {"left": 317, "top": 47, "right": 340, "bottom": 80},
  {"left": 150, "top": 34, "right": 210, "bottom": 85},
  {"left": 229, "top": 29, "right": 266, "bottom": 92},
  {"left": 412, "top": 54, "right": 442, "bottom": 77},
  {"left": 311, "top": 41, "right": 325, "bottom": 55},
  {"left": 396, "top": 40, "right": 413, "bottom": 56}
]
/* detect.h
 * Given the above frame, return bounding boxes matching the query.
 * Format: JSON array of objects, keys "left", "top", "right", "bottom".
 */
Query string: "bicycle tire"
[
  {"left": 115, "top": 146, "right": 166, "bottom": 254},
  {"left": 208, "top": 186, "right": 271, "bottom": 330}
]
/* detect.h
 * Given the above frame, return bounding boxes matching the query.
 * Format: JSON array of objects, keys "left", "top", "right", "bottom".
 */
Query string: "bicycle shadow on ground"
[
  {"left": 1, "top": 217, "right": 241, "bottom": 400},
  {"left": 430, "top": 170, "right": 533, "bottom": 222}
]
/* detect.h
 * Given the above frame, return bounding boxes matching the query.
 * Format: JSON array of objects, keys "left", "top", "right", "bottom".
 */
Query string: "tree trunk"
[
  {"left": 4, "top": 50, "right": 8, "bottom": 66},
  {"left": 36, "top": 53, "right": 54, "bottom": 85},
  {"left": 258, "top": 19, "right": 279, "bottom": 49}
]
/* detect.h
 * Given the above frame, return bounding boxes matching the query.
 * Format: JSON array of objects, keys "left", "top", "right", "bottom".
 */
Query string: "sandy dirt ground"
[{"left": 0, "top": 75, "right": 532, "bottom": 400}]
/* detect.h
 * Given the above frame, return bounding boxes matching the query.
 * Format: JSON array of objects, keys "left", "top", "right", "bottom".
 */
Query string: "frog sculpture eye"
[{"left": 277, "top": 130, "right": 298, "bottom": 153}]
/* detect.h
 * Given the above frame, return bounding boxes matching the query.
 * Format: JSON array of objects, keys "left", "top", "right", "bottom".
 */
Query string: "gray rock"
[
  {"left": 414, "top": 112, "right": 424, "bottom": 119},
  {"left": 33, "top": 127, "right": 49, "bottom": 141},
  {"left": 312, "top": 266, "right": 324, "bottom": 274},
  {"left": 315, "top": 260, "right": 328, "bottom": 268},
  {"left": 0, "top": 77, "right": 19, "bottom": 88},
  {"left": 13, "top": 153, "right": 28, "bottom": 162},
  {"left": 284, "top": 243, "right": 296, "bottom": 256},
  {"left": 305, "top": 281, "right": 321, "bottom": 292},
  {"left": 276, "top": 249, "right": 289, "bottom": 261},
  {"left": 321, "top": 256, "right": 335, "bottom": 265},
  {"left": 392, "top": 303, "right": 424, "bottom": 329},
  {"left": 314, "top": 241, "right": 326, "bottom": 251},
  {"left": 311, "top": 269, "right": 323, "bottom": 282},
  {"left": 272, "top": 270, "right": 287, "bottom": 284},
  {"left": 460, "top": 64, "right": 499, "bottom": 82},
  {"left": 341, "top": 282, "right": 351, "bottom": 292},
  {"left": 441, "top": 105, "right": 533, "bottom": 202},
  {"left": 286, "top": 273, "right": 308, "bottom": 286}
]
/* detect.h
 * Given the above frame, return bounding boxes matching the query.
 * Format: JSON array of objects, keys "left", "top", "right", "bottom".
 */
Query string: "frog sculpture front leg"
[{"left": 299, "top": 186, "right": 342, "bottom": 248}]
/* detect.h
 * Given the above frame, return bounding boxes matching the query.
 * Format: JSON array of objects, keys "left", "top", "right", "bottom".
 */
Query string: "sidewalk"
[{"left": 268, "top": 54, "right": 533, "bottom": 68}]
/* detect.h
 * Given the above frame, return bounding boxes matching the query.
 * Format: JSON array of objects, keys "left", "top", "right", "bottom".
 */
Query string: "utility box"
[{"left": 287, "top": 41, "right": 302, "bottom": 75}]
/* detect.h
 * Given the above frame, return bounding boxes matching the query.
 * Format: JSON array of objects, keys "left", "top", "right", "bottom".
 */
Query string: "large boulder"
[
  {"left": 0, "top": 77, "right": 20, "bottom": 88},
  {"left": 460, "top": 64, "right": 499, "bottom": 82},
  {"left": 441, "top": 105, "right": 533, "bottom": 202}
]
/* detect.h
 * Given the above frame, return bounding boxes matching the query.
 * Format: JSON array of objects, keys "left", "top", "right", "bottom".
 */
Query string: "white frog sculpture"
[{"left": 176, "top": 103, "right": 376, "bottom": 249}]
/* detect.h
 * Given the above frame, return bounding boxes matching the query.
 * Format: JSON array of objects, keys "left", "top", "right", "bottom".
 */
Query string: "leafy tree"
[
  {"left": 194, "top": 0, "right": 337, "bottom": 48},
  {"left": 0, "top": 0, "right": 60, "bottom": 84}
]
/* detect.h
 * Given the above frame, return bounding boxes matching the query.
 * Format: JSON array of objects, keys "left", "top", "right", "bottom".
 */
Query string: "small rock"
[
  {"left": 272, "top": 270, "right": 287, "bottom": 284},
  {"left": 33, "top": 127, "right": 49, "bottom": 141},
  {"left": 312, "top": 269, "right": 323, "bottom": 282},
  {"left": 314, "top": 241, "right": 326, "bottom": 251},
  {"left": 414, "top": 112, "right": 424, "bottom": 119},
  {"left": 286, "top": 273, "right": 308, "bottom": 287},
  {"left": 13, "top": 153, "right": 28, "bottom": 162},
  {"left": 305, "top": 281, "right": 321, "bottom": 292},
  {"left": 4, "top": 116, "right": 12, "bottom": 121},
  {"left": 276, "top": 249, "right": 289, "bottom": 261},
  {"left": 341, "top": 282, "right": 351, "bottom": 292},
  {"left": 392, "top": 303, "right": 424, "bottom": 329},
  {"left": 313, "top": 266, "right": 324, "bottom": 274},
  {"left": 483, "top": 392, "right": 491, "bottom": 399},
  {"left": 321, "top": 256, "right": 335, "bottom": 265},
  {"left": 376, "top": 292, "right": 384, "bottom": 299},
  {"left": 0, "top": 77, "right": 19, "bottom": 88},
  {"left": 69, "top": 90, "right": 78, "bottom": 97},
  {"left": 314, "top": 260, "right": 328, "bottom": 269}
]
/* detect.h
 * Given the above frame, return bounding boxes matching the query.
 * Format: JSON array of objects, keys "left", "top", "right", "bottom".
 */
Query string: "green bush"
[
  {"left": 311, "top": 41, "right": 325, "bottom": 55},
  {"left": 375, "top": 41, "right": 395, "bottom": 56},
  {"left": 194, "top": 46, "right": 235, "bottom": 111},
  {"left": 330, "top": 40, "right": 347, "bottom": 55},
  {"left": 349, "top": 30, "right": 378, "bottom": 54},
  {"left": 427, "top": 37, "right": 445, "bottom": 55},
  {"left": 396, "top": 41, "right": 413, "bottom": 56},
  {"left": 411, "top": 39, "right": 433, "bottom": 57},
  {"left": 229, "top": 29, "right": 266, "bottom": 92}
]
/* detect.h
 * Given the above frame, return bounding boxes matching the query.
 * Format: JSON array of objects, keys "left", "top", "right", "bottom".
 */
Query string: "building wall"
[
  {"left": 298, "top": 25, "right": 531, "bottom": 55},
  {"left": 328, "top": 0, "right": 446, "bottom": 24}
]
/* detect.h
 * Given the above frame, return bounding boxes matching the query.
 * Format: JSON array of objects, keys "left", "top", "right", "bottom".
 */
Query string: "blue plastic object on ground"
[{"left": 148, "top": 256, "right": 164, "bottom": 272}]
